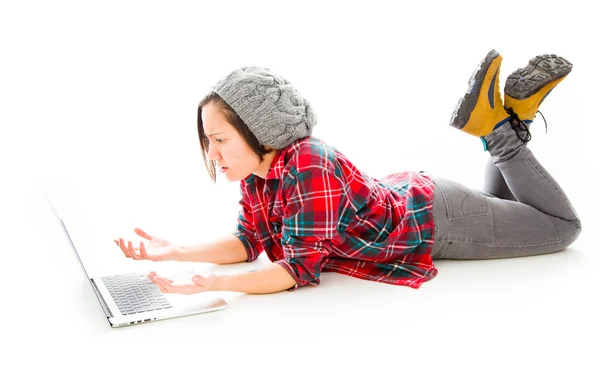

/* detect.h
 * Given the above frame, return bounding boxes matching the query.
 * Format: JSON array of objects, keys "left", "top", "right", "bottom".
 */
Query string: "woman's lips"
[{"left": 220, "top": 167, "right": 229, "bottom": 173}]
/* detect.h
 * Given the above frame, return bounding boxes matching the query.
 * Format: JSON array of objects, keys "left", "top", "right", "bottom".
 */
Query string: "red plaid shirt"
[{"left": 233, "top": 136, "right": 437, "bottom": 290}]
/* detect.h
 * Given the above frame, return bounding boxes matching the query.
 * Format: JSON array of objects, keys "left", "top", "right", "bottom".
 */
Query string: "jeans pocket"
[
  {"left": 432, "top": 178, "right": 495, "bottom": 258},
  {"left": 435, "top": 178, "right": 488, "bottom": 220}
]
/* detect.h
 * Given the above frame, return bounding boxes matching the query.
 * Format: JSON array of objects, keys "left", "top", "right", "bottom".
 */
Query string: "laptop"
[{"left": 45, "top": 192, "right": 228, "bottom": 327}]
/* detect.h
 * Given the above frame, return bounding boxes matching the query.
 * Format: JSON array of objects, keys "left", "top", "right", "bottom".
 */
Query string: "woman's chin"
[
  {"left": 222, "top": 170, "right": 240, "bottom": 182},
  {"left": 221, "top": 169, "right": 253, "bottom": 182}
]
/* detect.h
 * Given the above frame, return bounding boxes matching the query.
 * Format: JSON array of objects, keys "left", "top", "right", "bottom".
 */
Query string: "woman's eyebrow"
[{"left": 205, "top": 131, "right": 226, "bottom": 137}]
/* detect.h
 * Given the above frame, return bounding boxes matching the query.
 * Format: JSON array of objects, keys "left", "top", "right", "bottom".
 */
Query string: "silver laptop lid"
[
  {"left": 44, "top": 192, "right": 113, "bottom": 319},
  {"left": 44, "top": 192, "right": 91, "bottom": 279}
]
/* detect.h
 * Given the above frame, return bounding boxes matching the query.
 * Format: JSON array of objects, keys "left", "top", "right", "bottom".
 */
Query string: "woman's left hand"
[{"left": 148, "top": 271, "right": 217, "bottom": 295}]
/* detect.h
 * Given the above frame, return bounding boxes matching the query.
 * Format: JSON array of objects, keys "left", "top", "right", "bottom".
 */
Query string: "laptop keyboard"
[{"left": 102, "top": 273, "right": 172, "bottom": 315}]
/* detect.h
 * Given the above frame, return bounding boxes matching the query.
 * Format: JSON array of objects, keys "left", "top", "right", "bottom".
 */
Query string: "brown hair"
[{"left": 197, "top": 92, "right": 274, "bottom": 182}]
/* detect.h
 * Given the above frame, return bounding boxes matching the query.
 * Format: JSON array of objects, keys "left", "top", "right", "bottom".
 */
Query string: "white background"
[{"left": 1, "top": 0, "right": 599, "bottom": 390}]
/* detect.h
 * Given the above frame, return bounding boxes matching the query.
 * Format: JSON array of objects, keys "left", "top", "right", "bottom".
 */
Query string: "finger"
[
  {"left": 154, "top": 277, "right": 176, "bottom": 292},
  {"left": 152, "top": 278, "right": 168, "bottom": 293},
  {"left": 119, "top": 238, "right": 132, "bottom": 258},
  {"left": 150, "top": 275, "right": 170, "bottom": 291},
  {"left": 155, "top": 275, "right": 174, "bottom": 284},
  {"left": 139, "top": 241, "right": 152, "bottom": 261},
  {"left": 149, "top": 273, "right": 173, "bottom": 284},
  {"left": 128, "top": 241, "right": 141, "bottom": 260},
  {"left": 134, "top": 227, "right": 154, "bottom": 241}
]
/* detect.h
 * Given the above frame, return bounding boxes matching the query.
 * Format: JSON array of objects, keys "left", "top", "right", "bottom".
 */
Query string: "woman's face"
[{"left": 202, "top": 102, "right": 276, "bottom": 181}]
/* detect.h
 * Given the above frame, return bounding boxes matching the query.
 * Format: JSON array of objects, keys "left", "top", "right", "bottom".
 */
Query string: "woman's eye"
[{"left": 215, "top": 138, "right": 224, "bottom": 143}]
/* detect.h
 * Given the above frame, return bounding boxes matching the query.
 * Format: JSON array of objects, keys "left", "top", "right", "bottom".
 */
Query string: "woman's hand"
[
  {"left": 114, "top": 228, "right": 179, "bottom": 262},
  {"left": 148, "top": 271, "right": 217, "bottom": 295}
]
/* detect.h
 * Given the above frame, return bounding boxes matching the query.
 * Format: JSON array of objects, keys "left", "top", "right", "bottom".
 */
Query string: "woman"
[{"left": 115, "top": 49, "right": 581, "bottom": 295}]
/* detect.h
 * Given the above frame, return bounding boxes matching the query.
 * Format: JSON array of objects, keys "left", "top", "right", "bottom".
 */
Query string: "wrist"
[
  {"left": 172, "top": 246, "right": 185, "bottom": 262},
  {"left": 210, "top": 274, "right": 228, "bottom": 291}
]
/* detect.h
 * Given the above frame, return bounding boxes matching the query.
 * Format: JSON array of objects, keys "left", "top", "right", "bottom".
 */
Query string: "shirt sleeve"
[
  {"left": 233, "top": 181, "right": 263, "bottom": 262},
  {"left": 275, "top": 167, "right": 349, "bottom": 290}
]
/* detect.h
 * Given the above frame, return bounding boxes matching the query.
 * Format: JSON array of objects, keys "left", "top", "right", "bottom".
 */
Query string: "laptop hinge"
[{"left": 90, "top": 278, "right": 114, "bottom": 318}]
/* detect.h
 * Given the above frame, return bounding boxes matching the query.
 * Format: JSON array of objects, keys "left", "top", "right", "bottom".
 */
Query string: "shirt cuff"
[
  {"left": 274, "top": 259, "right": 322, "bottom": 291},
  {"left": 232, "top": 231, "right": 260, "bottom": 262},
  {"left": 274, "top": 260, "right": 301, "bottom": 291}
]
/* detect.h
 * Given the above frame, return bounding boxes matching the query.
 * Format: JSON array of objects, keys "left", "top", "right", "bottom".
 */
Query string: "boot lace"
[{"left": 505, "top": 107, "right": 548, "bottom": 142}]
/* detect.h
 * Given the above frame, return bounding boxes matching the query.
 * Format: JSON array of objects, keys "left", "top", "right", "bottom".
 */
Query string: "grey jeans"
[{"left": 430, "top": 122, "right": 582, "bottom": 260}]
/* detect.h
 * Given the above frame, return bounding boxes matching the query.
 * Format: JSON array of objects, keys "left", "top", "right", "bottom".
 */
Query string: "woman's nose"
[{"left": 207, "top": 142, "right": 221, "bottom": 161}]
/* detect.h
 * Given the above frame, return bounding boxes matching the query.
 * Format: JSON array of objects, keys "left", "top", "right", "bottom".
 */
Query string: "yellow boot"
[
  {"left": 450, "top": 49, "right": 510, "bottom": 137},
  {"left": 504, "top": 54, "right": 573, "bottom": 122}
]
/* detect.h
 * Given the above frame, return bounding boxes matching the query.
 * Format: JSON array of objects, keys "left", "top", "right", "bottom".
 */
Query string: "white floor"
[{"left": 2, "top": 1, "right": 599, "bottom": 390}]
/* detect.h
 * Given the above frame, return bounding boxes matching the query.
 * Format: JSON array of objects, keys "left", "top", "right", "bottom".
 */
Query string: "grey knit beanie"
[{"left": 211, "top": 66, "right": 316, "bottom": 149}]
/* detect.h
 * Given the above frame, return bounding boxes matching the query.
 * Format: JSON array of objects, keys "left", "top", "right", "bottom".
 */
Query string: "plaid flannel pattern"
[{"left": 233, "top": 137, "right": 437, "bottom": 291}]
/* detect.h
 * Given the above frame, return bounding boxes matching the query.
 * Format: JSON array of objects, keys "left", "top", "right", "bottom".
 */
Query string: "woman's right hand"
[{"left": 114, "top": 228, "right": 180, "bottom": 262}]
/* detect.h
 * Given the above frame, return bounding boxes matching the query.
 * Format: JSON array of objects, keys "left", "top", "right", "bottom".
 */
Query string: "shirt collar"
[
  {"left": 265, "top": 147, "right": 287, "bottom": 180},
  {"left": 243, "top": 137, "right": 310, "bottom": 183},
  {"left": 242, "top": 145, "right": 287, "bottom": 184}
]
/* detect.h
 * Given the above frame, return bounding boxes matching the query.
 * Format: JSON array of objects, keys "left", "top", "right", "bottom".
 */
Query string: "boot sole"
[
  {"left": 450, "top": 49, "right": 500, "bottom": 129},
  {"left": 505, "top": 54, "right": 573, "bottom": 100}
]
